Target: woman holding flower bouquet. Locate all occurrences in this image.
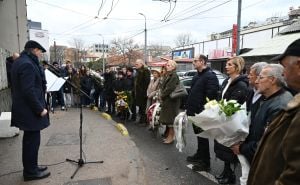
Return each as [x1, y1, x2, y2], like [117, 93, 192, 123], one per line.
[159, 60, 181, 144]
[214, 56, 250, 184]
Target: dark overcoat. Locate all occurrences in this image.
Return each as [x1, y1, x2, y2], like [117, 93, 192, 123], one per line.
[186, 67, 219, 133]
[10, 51, 50, 131]
[134, 66, 150, 106]
[186, 67, 219, 116]
[159, 71, 181, 125]
[247, 93, 300, 185]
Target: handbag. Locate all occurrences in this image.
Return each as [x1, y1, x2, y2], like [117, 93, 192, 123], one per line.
[170, 82, 188, 99]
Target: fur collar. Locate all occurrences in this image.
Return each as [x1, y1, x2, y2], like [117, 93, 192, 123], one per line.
[286, 93, 300, 110]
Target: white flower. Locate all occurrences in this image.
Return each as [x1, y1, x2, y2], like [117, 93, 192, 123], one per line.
[204, 100, 219, 110]
[228, 100, 238, 104]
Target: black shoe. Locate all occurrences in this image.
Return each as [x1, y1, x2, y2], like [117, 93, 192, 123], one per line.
[215, 170, 226, 180]
[23, 171, 51, 181]
[192, 162, 211, 172]
[186, 153, 203, 163]
[38, 166, 48, 172]
[217, 170, 236, 184]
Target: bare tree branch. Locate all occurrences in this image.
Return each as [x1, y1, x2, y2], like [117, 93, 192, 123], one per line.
[174, 33, 194, 47]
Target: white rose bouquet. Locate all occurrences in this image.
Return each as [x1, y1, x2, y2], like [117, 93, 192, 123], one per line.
[188, 98, 249, 147]
[189, 98, 250, 185]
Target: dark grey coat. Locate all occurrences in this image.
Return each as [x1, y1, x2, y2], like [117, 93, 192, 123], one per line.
[10, 51, 50, 131]
[135, 66, 151, 107]
[240, 89, 293, 163]
[159, 71, 181, 125]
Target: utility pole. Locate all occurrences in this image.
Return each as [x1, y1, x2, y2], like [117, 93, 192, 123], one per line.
[98, 34, 105, 72]
[139, 13, 147, 64]
[236, 0, 242, 55]
[54, 40, 57, 63]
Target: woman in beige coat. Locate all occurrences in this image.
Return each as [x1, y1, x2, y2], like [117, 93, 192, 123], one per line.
[146, 69, 161, 111]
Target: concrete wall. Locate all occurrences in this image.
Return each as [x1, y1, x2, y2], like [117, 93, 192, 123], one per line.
[0, 0, 28, 112]
[0, 0, 28, 53]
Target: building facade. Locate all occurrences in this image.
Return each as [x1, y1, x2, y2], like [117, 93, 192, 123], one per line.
[88, 43, 109, 59]
[0, 0, 28, 113]
[28, 20, 50, 60]
[172, 6, 300, 72]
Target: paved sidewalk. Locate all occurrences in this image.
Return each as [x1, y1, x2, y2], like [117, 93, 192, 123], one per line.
[0, 108, 146, 185]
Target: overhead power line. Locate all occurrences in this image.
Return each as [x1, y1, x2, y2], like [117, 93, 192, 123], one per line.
[167, 0, 217, 21]
[149, 0, 233, 31]
[97, 0, 104, 16]
[30, 0, 93, 18]
[162, 0, 177, 22]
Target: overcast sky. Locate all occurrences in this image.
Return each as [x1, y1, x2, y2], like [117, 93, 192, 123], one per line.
[26, 0, 297, 48]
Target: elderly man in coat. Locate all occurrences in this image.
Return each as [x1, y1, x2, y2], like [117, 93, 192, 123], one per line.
[134, 59, 151, 125]
[247, 39, 300, 185]
[10, 40, 50, 181]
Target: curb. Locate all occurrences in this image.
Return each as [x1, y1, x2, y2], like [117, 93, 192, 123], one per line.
[100, 113, 129, 136]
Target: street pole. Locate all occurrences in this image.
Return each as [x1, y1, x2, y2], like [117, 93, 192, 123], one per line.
[139, 13, 147, 64]
[236, 0, 242, 55]
[54, 40, 57, 63]
[98, 34, 105, 72]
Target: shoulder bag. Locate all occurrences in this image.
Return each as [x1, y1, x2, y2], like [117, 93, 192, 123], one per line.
[170, 82, 188, 99]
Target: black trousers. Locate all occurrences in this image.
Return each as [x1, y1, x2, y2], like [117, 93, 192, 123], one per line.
[196, 137, 210, 164]
[22, 131, 41, 174]
[138, 100, 147, 122]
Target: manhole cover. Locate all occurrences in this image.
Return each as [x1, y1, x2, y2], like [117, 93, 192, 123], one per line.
[64, 177, 112, 185]
[46, 133, 86, 146]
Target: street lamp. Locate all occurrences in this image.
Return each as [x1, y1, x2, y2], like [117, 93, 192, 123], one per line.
[139, 13, 147, 64]
[98, 34, 105, 73]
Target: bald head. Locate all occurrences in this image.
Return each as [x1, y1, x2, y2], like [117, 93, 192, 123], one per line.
[12, 53, 19, 60]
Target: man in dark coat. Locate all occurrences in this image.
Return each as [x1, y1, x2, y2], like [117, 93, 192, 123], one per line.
[103, 67, 116, 114]
[124, 67, 136, 121]
[49, 61, 66, 111]
[247, 39, 300, 185]
[10, 40, 50, 181]
[186, 54, 219, 171]
[134, 59, 150, 124]
[5, 52, 19, 87]
[231, 62, 266, 163]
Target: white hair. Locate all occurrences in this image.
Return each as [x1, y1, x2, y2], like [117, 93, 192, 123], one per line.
[263, 64, 286, 87]
[251, 62, 268, 75]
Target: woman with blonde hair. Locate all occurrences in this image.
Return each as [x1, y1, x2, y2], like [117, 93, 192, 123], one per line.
[159, 60, 181, 144]
[214, 56, 250, 184]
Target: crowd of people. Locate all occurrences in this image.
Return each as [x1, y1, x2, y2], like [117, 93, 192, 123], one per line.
[6, 39, 300, 184]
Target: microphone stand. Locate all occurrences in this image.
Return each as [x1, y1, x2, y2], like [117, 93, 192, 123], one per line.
[45, 63, 103, 179]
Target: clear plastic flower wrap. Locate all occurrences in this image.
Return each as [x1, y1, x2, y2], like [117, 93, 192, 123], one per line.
[188, 99, 249, 147]
[188, 99, 250, 184]
[147, 102, 161, 129]
[174, 112, 188, 152]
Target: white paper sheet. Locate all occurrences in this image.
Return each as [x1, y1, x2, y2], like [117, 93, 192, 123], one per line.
[45, 69, 67, 92]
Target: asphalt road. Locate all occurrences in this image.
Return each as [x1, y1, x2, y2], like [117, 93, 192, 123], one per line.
[112, 115, 242, 185]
